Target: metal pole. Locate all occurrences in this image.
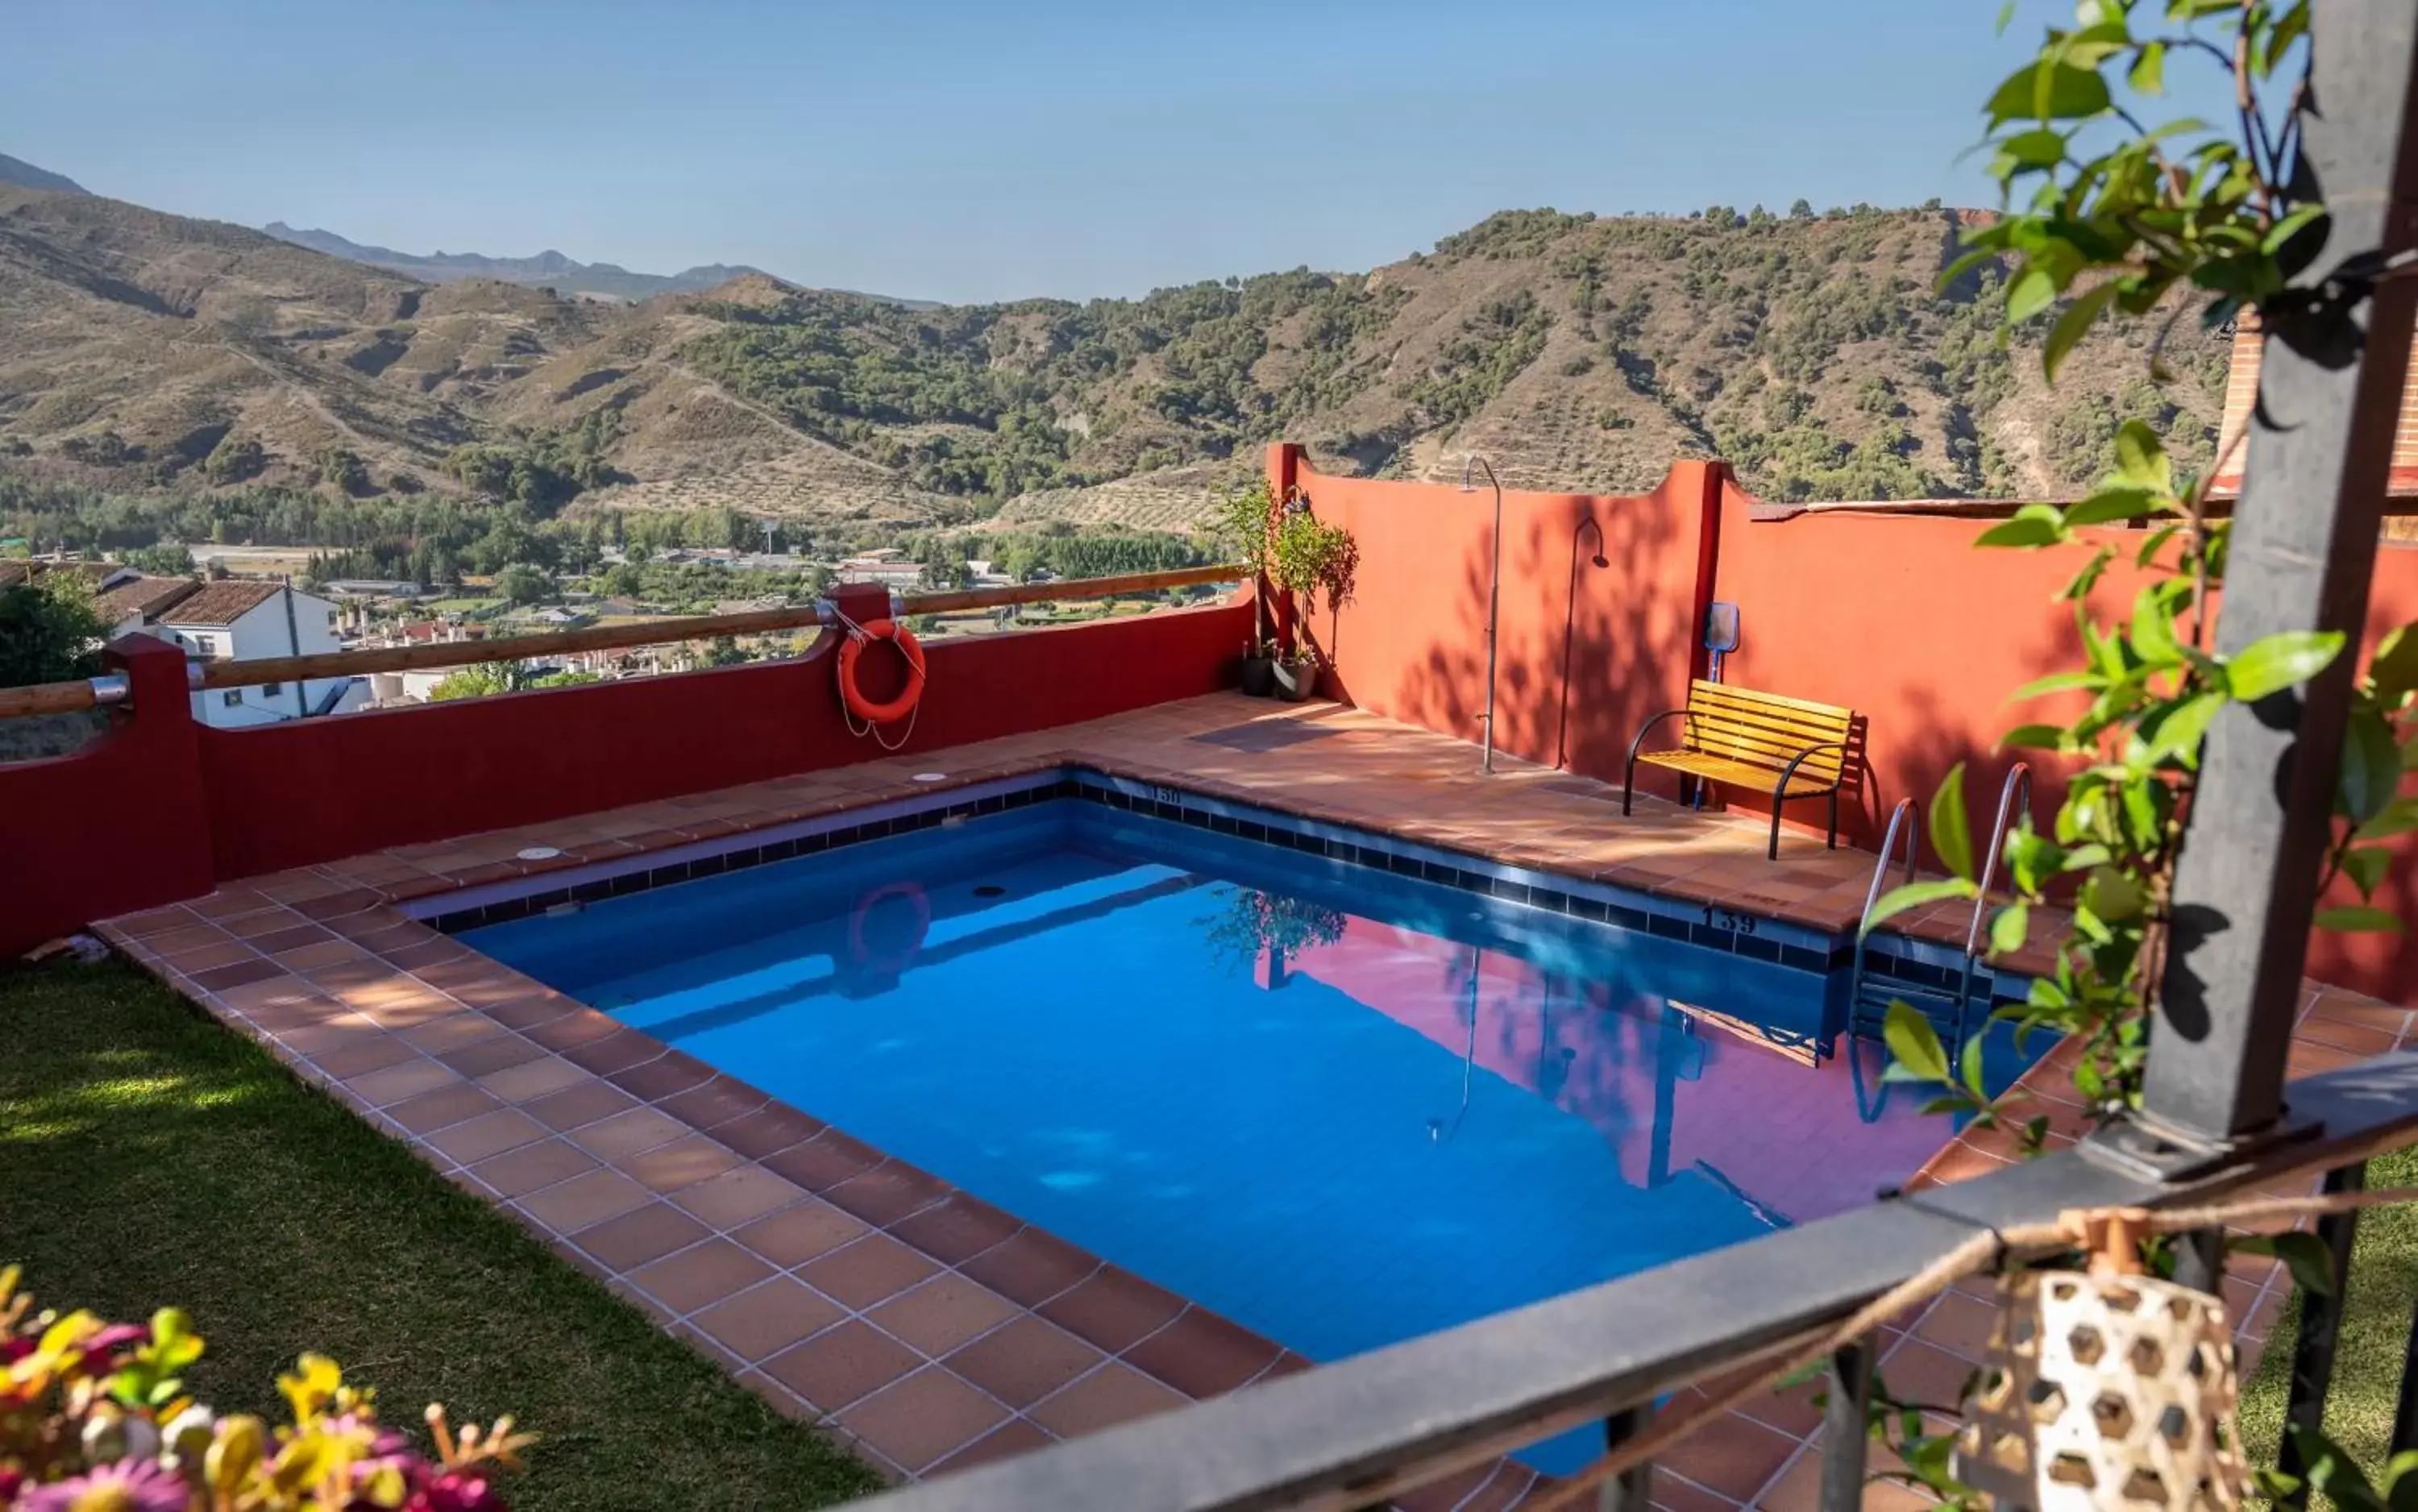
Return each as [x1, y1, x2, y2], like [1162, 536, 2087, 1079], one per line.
[1462, 455, 1505, 774]
[1595, 1404, 1653, 1512]
[2275, 1161, 2369, 1505]
[280, 575, 307, 718]
[2140, 0, 2418, 1153]
[1818, 1337, 1876, 1512]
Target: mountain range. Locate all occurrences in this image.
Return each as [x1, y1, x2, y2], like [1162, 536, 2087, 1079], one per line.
[0, 152, 2229, 536]
[260, 222, 775, 303]
[0, 153, 88, 196]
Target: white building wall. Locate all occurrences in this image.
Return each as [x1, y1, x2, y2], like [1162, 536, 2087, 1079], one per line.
[164, 589, 369, 729]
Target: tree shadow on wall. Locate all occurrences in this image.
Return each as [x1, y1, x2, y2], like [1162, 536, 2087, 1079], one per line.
[1369, 488, 1698, 792]
[1751, 613, 2119, 861]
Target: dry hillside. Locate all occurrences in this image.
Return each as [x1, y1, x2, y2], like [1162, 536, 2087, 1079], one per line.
[0, 189, 2226, 536]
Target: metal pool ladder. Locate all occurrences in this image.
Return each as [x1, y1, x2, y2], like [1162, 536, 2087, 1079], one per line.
[1845, 763, 2033, 1065]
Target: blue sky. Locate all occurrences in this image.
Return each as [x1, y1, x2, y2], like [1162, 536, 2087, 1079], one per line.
[3, 2, 2214, 304]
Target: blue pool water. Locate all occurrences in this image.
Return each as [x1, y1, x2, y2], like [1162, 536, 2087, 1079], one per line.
[469, 800, 2034, 1472]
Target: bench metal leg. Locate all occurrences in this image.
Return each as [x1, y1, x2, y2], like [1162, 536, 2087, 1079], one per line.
[1827, 787, 1838, 850]
[1767, 787, 1784, 862]
[1622, 759, 1636, 816]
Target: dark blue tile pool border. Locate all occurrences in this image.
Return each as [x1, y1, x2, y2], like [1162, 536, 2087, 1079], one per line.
[405, 765, 1996, 988]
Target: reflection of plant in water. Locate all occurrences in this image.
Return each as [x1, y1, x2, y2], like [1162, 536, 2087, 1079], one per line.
[1200, 887, 1348, 973]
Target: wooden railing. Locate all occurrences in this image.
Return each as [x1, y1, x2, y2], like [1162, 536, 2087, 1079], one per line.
[0, 563, 1244, 721]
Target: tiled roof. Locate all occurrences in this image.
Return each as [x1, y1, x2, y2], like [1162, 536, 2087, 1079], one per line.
[0, 560, 118, 591]
[156, 579, 284, 626]
[92, 575, 201, 624]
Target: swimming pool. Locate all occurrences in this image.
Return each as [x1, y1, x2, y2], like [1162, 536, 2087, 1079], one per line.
[466, 791, 2034, 1472]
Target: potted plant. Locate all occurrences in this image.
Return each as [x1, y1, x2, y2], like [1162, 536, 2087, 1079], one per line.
[1209, 482, 1281, 695]
[1240, 635, 1280, 696]
[1265, 493, 1358, 700]
[1273, 643, 1319, 701]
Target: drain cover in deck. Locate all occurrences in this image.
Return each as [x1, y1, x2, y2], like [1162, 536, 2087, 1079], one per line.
[1190, 721, 1344, 753]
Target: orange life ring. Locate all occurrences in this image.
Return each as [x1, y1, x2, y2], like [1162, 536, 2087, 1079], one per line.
[838, 619, 927, 725]
[848, 880, 931, 975]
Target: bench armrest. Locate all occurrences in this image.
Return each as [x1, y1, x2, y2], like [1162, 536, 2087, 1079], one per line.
[1625, 707, 1693, 766]
[1773, 740, 1847, 794]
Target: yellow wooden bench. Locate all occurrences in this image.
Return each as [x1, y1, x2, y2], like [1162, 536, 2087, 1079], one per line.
[1622, 680, 1855, 860]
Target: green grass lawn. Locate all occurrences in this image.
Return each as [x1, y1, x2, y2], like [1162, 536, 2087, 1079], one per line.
[0, 959, 882, 1512]
[2236, 1141, 2418, 1482]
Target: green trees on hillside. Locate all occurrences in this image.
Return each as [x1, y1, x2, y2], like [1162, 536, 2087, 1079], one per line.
[673, 203, 2222, 509]
[314, 447, 372, 496]
[682, 270, 1406, 498]
[442, 412, 625, 513]
[1399, 291, 1555, 428]
[203, 434, 266, 484]
[1432, 210, 1598, 259]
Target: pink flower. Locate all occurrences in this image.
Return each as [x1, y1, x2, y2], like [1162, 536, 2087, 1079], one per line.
[18, 1457, 190, 1512]
[63, 1324, 147, 1377]
[401, 1471, 505, 1512]
[83, 1326, 145, 1354]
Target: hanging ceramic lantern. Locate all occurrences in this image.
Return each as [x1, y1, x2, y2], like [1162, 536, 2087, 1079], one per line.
[1953, 1215, 2246, 1510]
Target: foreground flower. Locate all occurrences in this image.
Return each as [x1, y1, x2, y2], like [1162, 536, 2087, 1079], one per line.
[1, 1273, 533, 1512]
[403, 1470, 506, 1512]
[17, 1458, 187, 1512]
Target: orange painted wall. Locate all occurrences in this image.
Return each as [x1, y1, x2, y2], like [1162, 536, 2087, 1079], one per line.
[1286, 448, 2418, 1004]
[1709, 483, 2418, 1000]
[1271, 446, 1720, 784]
[1705, 476, 2168, 851]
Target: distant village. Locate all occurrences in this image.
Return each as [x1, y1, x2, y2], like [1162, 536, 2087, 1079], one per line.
[1, 538, 1224, 721]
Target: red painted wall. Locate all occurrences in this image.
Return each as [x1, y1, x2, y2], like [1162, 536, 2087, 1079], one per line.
[1, 635, 214, 953]
[0, 595, 1249, 954]
[1271, 446, 1721, 784]
[200, 594, 1253, 878]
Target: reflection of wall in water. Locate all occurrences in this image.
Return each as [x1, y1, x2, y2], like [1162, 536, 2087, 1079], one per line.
[1286, 916, 1950, 1224]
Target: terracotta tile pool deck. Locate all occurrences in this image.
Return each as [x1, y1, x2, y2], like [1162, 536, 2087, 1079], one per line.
[95, 692, 2418, 1509]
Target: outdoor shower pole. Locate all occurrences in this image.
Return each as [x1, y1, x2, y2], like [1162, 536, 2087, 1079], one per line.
[1461, 455, 1505, 775]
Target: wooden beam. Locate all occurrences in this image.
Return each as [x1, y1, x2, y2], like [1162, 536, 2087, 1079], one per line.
[2144, 0, 2418, 1150]
[0, 679, 114, 721]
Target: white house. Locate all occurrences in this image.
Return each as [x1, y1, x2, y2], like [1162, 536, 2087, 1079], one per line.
[148, 580, 370, 728]
[89, 574, 210, 638]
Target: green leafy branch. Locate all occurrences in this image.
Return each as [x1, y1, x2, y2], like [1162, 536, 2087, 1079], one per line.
[1838, 2, 2418, 1498]
[1959, 0, 2319, 381]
